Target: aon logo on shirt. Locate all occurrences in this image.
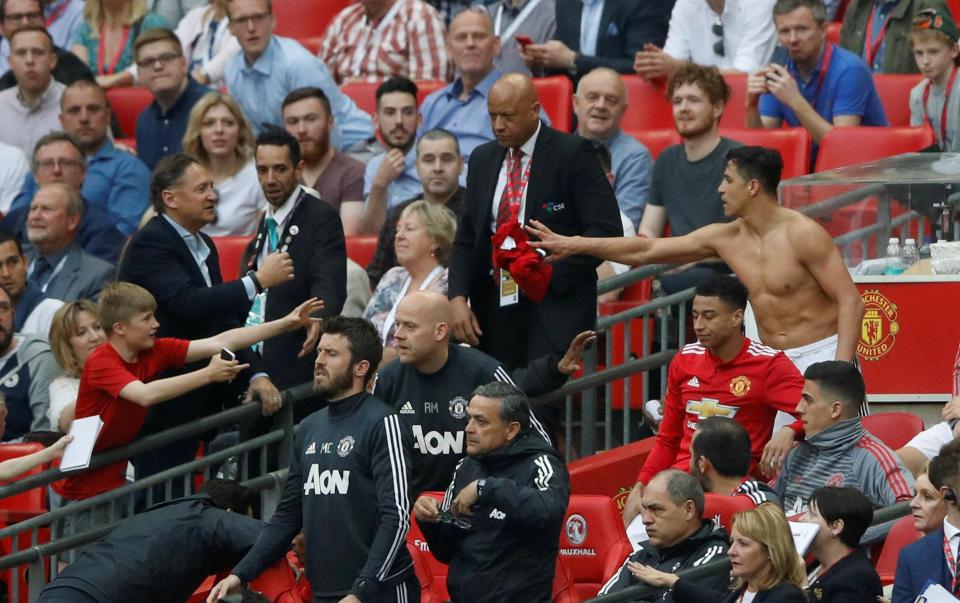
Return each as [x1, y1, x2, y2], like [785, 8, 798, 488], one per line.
[303, 466, 350, 495]
[412, 425, 463, 455]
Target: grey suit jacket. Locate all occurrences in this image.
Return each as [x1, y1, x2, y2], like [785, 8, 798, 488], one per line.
[39, 243, 116, 302]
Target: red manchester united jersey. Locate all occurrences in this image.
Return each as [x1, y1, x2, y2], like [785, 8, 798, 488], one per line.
[638, 338, 804, 484]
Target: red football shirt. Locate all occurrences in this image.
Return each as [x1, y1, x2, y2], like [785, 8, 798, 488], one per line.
[54, 338, 189, 500]
[637, 338, 804, 484]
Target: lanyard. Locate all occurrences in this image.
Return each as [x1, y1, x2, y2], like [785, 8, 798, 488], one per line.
[97, 25, 131, 75]
[811, 42, 834, 103]
[44, 0, 69, 28]
[864, 3, 891, 68]
[923, 67, 958, 147]
[494, 0, 544, 41]
[944, 532, 959, 592]
[37, 255, 68, 294]
[350, 0, 405, 74]
[380, 265, 445, 343]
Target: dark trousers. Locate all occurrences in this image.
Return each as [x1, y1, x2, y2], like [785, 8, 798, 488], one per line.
[313, 576, 419, 603]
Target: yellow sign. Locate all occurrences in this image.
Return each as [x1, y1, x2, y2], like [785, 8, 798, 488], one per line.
[729, 376, 752, 397]
[857, 289, 900, 361]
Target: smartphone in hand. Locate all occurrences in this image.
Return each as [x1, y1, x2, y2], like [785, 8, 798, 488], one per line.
[516, 35, 534, 48]
[220, 348, 236, 361]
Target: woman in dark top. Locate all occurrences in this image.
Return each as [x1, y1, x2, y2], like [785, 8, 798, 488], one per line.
[802, 486, 882, 602]
[633, 502, 807, 603]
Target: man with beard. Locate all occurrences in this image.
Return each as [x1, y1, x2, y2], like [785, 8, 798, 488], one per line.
[0, 283, 61, 440]
[208, 317, 418, 603]
[572, 67, 652, 229]
[360, 77, 422, 234]
[690, 416, 782, 507]
[281, 87, 365, 229]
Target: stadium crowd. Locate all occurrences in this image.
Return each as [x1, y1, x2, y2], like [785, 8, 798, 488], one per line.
[0, 0, 950, 600]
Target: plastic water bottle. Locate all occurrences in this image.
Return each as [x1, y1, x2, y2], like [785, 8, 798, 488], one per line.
[902, 238, 919, 270]
[884, 238, 904, 275]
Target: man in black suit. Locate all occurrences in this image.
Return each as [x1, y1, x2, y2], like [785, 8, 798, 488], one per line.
[244, 128, 346, 393]
[118, 153, 294, 481]
[449, 73, 620, 375]
[521, 0, 675, 79]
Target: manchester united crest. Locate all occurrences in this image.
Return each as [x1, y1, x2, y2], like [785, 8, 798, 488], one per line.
[858, 289, 899, 361]
[449, 396, 468, 419]
[729, 376, 751, 397]
[337, 435, 355, 458]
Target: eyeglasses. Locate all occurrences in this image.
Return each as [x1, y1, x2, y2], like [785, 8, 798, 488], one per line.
[36, 158, 85, 171]
[230, 12, 270, 27]
[438, 509, 472, 530]
[3, 10, 42, 23]
[135, 52, 182, 69]
[712, 19, 725, 57]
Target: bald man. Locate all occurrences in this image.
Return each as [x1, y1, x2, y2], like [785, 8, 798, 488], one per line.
[448, 73, 620, 390]
[374, 290, 591, 494]
[573, 67, 652, 229]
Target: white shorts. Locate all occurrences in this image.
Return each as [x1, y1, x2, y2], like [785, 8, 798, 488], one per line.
[905, 421, 954, 460]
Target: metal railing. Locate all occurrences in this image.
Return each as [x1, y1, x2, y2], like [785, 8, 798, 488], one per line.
[586, 501, 911, 602]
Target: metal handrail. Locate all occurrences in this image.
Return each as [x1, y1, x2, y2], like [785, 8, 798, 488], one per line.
[597, 288, 696, 330]
[597, 264, 673, 295]
[587, 501, 912, 602]
[530, 350, 678, 406]
[0, 382, 315, 501]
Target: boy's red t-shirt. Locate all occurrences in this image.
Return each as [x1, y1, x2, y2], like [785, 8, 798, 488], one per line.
[53, 338, 190, 500]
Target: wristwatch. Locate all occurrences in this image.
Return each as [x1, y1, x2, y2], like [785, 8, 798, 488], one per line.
[246, 270, 263, 294]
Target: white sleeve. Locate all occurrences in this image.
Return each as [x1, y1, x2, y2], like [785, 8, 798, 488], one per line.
[46, 376, 79, 431]
[904, 421, 954, 460]
[22, 299, 65, 340]
[0, 145, 28, 215]
[730, 0, 777, 72]
[662, 0, 692, 60]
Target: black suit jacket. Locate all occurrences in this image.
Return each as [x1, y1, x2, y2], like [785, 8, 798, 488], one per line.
[675, 580, 808, 603]
[553, 0, 674, 76]
[244, 188, 346, 389]
[449, 124, 621, 355]
[118, 215, 257, 430]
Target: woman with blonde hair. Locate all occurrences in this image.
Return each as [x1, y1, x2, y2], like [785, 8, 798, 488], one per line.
[181, 91, 265, 236]
[363, 200, 457, 364]
[71, 0, 167, 88]
[46, 301, 106, 433]
[634, 503, 807, 602]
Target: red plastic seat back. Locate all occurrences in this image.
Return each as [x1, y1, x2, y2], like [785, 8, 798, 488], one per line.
[341, 82, 380, 116]
[719, 127, 812, 179]
[534, 76, 574, 132]
[622, 76, 673, 130]
[874, 515, 922, 585]
[106, 87, 154, 138]
[0, 442, 47, 514]
[408, 491, 450, 601]
[873, 74, 924, 127]
[861, 412, 925, 450]
[702, 493, 756, 532]
[210, 236, 252, 282]
[273, 0, 353, 40]
[558, 494, 634, 601]
[719, 73, 748, 129]
[814, 126, 935, 172]
[625, 129, 680, 161]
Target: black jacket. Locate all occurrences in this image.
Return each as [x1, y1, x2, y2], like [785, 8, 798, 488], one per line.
[807, 549, 882, 603]
[419, 430, 570, 603]
[373, 343, 562, 495]
[233, 392, 414, 600]
[675, 580, 807, 603]
[244, 187, 347, 388]
[599, 520, 730, 601]
[39, 495, 262, 603]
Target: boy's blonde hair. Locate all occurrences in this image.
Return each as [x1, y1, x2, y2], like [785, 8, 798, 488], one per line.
[909, 28, 955, 48]
[99, 282, 157, 336]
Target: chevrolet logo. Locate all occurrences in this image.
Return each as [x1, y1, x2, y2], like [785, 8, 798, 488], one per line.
[686, 397, 738, 419]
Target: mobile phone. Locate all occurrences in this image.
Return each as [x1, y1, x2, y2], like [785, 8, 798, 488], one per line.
[769, 46, 788, 67]
[220, 348, 236, 361]
[516, 35, 534, 48]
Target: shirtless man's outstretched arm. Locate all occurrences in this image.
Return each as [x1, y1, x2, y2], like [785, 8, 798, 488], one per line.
[526, 219, 725, 267]
[787, 217, 864, 362]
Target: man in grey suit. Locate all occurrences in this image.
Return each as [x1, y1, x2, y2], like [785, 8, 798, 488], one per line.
[26, 182, 114, 302]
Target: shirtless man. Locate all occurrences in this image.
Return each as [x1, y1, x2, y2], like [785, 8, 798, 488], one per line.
[528, 145, 865, 474]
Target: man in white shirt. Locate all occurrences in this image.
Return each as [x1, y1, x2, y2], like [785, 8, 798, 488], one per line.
[633, 0, 777, 80]
[0, 141, 28, 215]
[0, 25, 63, 156]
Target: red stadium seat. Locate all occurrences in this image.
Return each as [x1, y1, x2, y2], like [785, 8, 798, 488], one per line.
[625, 129, 680, 161]
[950, 0, 960, 21]
[557, 494, 634, 601]
[210, 236, 252, 281]
[827, 22, 842, 45]
[0, 442, 47, 516]
[874, 74, 924, 127]
[273, 0, 353, 40]
[296, 36, 323, 55]
[551, 557, 578, 603]
[408, 491, 450, 602]
[534, 76, 574, 132]
[862, 412, 925, 450]
[598, 302, 653, 409]
[719, 73, 748, 129]
[106, 87, 154, 139]
[719, 128, 812, 179]
[346, 235, 378, 268]
[341, 82, 380, 116]
[417, 80, 447, 104]
[622, 76, 673, 131]
[874, 515, 922, 585]
[814, 126, 935, 172]
[702, 492, 755, 532]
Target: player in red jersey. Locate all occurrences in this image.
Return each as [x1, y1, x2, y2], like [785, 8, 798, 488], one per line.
[621, 276, 804, 526]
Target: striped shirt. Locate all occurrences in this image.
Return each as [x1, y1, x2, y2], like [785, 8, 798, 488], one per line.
[318, 0, 450, 84]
